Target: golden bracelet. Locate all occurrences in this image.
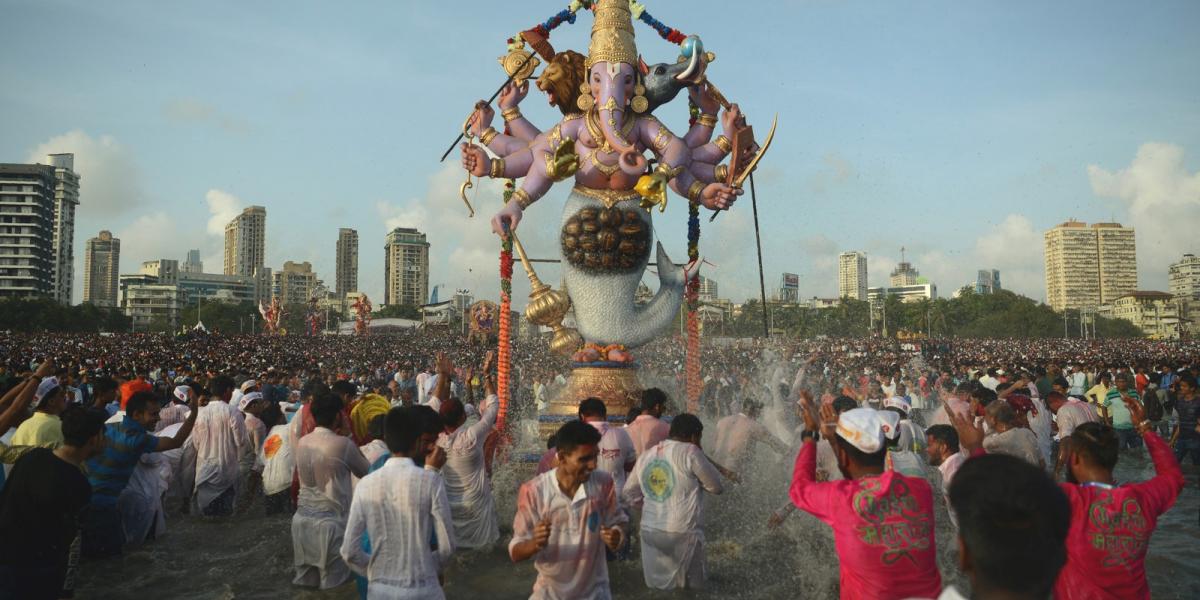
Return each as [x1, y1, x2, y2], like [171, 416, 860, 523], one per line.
[479, 127, 499, 146]
[511, 188, 535, 209]
[713, 135, 732, 154]
[502, 107, 522, 122]
[489, 157, 505, 179]
[696, 113, 717, 128]
[714, 164, 729, 182]
[654, 162, 684, 180]
[687, 180, 705, 204]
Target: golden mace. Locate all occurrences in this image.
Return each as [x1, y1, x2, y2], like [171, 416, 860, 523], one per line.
[507, 229, 582, 356]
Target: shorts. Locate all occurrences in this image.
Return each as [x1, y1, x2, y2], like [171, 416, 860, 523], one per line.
[1174, 438, 1200, 466]
[264, 489, 293, 515]
[0, 561, 68, 600]
[202, 486, 237, 517]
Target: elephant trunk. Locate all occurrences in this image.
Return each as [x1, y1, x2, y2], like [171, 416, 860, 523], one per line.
[598, 107, 647, 177]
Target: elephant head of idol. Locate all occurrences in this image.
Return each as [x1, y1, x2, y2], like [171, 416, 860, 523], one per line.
[585, 0, 646, 177]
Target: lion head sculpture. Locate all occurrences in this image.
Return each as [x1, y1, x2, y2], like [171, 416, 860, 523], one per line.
[536, 50, 586, 115]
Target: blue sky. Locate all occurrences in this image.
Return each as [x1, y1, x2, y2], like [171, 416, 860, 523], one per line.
[3, 0, 1198, 306]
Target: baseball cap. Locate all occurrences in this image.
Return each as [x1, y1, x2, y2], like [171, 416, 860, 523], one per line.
[33, 376, 61, 408]
[238, 391, 264, 412]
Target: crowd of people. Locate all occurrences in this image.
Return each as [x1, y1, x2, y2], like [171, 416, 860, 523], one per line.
[0, 328, 1197, 599]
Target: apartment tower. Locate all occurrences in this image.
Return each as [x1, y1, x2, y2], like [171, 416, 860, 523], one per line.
[384, 227, 429, 307]
[335, 228, 359, 297]
[1043, 220, 1137, 311]
[83, 230, 120, 307]
[838, 251, 868, 301]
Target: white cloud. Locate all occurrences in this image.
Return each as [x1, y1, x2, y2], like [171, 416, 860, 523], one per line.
[1088, 142, 1200, 289]
[26, 130, 145, 217]
[974, 214, 1044, 299]
[807, 152, 858, 194]
[205, 189, 244, 236]
[114, 211, 206, 275]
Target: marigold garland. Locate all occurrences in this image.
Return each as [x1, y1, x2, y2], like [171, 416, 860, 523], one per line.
[496, 180, 516, 432]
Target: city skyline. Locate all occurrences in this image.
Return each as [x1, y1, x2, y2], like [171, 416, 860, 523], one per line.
[2, 1, 1198, 307]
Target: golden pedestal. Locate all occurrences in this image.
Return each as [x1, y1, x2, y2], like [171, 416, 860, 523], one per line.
[537, 364, 643, 439]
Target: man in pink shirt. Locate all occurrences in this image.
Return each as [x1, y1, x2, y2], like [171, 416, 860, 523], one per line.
[789, 402, 941, 600]
[1054, 396, 1184, 600]
[626, 388, 670, 456]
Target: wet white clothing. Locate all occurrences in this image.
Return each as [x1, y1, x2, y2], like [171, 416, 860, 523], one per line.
[1027, 396, 1054, 469]
[1055, 399, 1099, 440]
[623, 440, 723, 590]
[887, 449, 927, 478]
[437, 394, 500, 549]
[711, 413, 787, 471]
[587, 420, 636, 499]
[936, 451, 967, 529]
[983, 428, 1045, 469]
[188, 399, 248, 511]
[509, 469, 628, 600]
[342, 457, 454, 599]
[118, 423, 182, 543]
[626, 414, 669, 457]
[260, 424, 295, 495]
[292, 427, 370, 590]
[896, 419, 925, 454]
[243, 412, 266, 473]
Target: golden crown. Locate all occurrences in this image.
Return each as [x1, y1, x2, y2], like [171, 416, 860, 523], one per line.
[586, 0, 638, 69]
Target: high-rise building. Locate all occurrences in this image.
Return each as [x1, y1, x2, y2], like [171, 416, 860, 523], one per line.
[890, 248, 920, 287]
[838, 251, 868, 301]
[697, 275, 718, 302]
[47, 154, 79, 304]
[83, 230, 120, 307]
[1168, 254, 1200, 302]
[336, 228, 359, 297]
[273, 261, 320, 305]
[384, 227, 429, 307]
[975, 269, 1001, 294]
[1044, 220, 1137, 311]
[223, 206, 266, 278]
[140, 259, 179, 285]
[180, 248, 203, 274]
[0, 163, 57, 298]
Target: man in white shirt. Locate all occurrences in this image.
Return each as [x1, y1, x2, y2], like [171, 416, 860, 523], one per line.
[626, 388, 671, 456]
[1045, 391, 1099, 477]
[509, 420, 627, 600]
[710, 400, 789, 474]
[188, 376, 249, 516]
[436, 354, 501, 551]
[292, 391, 370, 590]
[622, 413, 723, 590]
[925, 424, 966, 528]
[578, 398, 636, 497]
[341, 405, 454, 599]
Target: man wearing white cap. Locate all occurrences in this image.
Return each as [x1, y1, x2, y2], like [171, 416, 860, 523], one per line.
[789, 403, 941, 599]
[879, 408, 927, 478]
[157, 385, 193, 432]
[11, 376, 68, 449]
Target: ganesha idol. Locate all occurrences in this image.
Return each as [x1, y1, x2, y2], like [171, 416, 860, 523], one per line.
[459, 0, 755, 427]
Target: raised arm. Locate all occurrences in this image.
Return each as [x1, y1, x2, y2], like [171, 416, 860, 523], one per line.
[0, 377, 37, 434]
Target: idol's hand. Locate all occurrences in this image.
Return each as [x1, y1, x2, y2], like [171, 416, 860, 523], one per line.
[688, 83, 720, 116]
[469, 102, 495, 138]
[498, 81, 529, 110]
[491, 200, 524, 238]
[722, 103, 744, 138]
[700, 182, 742, 211]
[460, 143, 489, 178]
